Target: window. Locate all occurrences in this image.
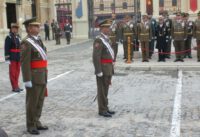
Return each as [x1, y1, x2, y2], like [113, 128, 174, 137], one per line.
[100, 3, 104, 11]
[122, 2, 127, 9]
[159, 0, 180, 14]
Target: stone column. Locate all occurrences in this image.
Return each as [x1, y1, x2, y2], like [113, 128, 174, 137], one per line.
[49, 0, 56, 21]
[153, 0, 159, 17]
[140, 0, 146, 15]
[181, 0, 187, 12]
[72, 0, 89, 39]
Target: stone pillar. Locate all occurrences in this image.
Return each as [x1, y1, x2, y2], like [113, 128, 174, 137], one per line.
[72, 0, 89, 39]
[140, 0, 146, 15]
[181, 0, 187, 12]
[49, 0, 56, 21]
[36, 0, 41, 22]
[153, 0, 159, 17]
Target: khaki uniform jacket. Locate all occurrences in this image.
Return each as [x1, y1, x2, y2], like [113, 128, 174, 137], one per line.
[20, 35, 48, 85]
[171, 20, 187, 40]
[93, 34, 113, 76]
[194, 19, 200, 40]
[138, 21, 152, 42]
[122, 22, 136, 41]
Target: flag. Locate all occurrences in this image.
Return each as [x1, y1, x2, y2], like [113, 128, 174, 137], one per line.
[76, 0, 83, 18]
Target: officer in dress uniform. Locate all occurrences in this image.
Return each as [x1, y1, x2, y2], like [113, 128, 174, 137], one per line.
[138, 14, 152, 62]
[156, 16, 169, 62]
[149, 15, 157, 59]
[121, 15, 135, 62]
[171, 12, 187, 62]
[64, 20, 72, 44]
[93, 19, 115, 118]
[109, 14, 119, 62]
[184, 13, 194, 58]
[20, 17, 48, 135]
[163, 10, 173, 59]
[4, 23, 23, 92]
[194, 11, 200, 62]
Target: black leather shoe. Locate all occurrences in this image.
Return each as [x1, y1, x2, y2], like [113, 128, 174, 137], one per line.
[27, 129, 40, 135]
[37, 126, 48, 130]
[107, 110, 115, 115]
[174, 59, 179, 62]
[99, 112, 112, 117]
[17, 88, 23, 91]
[12, 89, 20, 93]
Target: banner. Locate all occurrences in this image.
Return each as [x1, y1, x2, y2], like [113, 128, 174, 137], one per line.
[190, 0, 197, 12]
[76, 0, 83, 18]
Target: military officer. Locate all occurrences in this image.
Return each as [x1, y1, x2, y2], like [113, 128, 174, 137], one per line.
[121, 15, 135, 62]
[163, 10, 173, 59]
[64, 20, 72, 44]
[156, 16, 169, 62]
[194, 11, 200, 62]
[20, 17, 48, 135]
[171, 12, 187, 62]
[4, 23, 23, 92]
[93, 19, 115, 118]
[109, 14, 119, 62]
[149, 15, 157, 59]
[184, 13, 194, 58]
[138, 14, 152, 62]
[55, 22, 61, 45]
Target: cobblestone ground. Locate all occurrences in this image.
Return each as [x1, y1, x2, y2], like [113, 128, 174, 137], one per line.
[0, 41, 200, 137]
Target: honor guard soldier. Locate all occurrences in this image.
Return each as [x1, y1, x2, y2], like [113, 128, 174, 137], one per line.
[64, 20, 72, 44]
[138, 14, 152, 62]
[109, 14, 120, 62]
[156, 16, 169, 62]
[93, 19, 115, 118]
[4, 23, 23, 92]
[171, 12, 187, 62]
[163, 10, 173, 58]
[184, 13, 194, 58]
[55, 22, 61, 45]
[194, 11, 200, 62]
[149, 15, 157, 59]
[20, 17, 48, 135]
[121, 15, 135, 62]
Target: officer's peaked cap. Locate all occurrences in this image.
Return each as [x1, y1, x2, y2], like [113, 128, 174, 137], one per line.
[99, 19, 112, 27]
[11, 23, 19, 28]
[23, 17, 40, 27]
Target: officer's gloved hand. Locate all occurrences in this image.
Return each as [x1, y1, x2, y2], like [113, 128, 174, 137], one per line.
[5, 60, 10, 64]
[97, 72, 103, 77]
[120, 39, 123, 44]
[166, 40, 169, 42]
[24, 81, 32, 88]
[184, 38, 187, 41]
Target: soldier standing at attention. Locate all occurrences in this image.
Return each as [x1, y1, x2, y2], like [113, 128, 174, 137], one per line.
[184, 13, 194, 58]
[109, 14, 120, 62]
[171, 12, 187, 62]
[121, 15, 135, 62]
[163, 10, 172, 59]
[64, 19, 72, 44]
[149, 15, 157, 59]
[194, 11, 200, 62]
[20, 17, 48, 135]
[156, 16, 169, 62]
[93, 19, 115, 118]
[4, 23, 23, 93]
[51, 19, 56, 40]
[55, 22, 61, 45]
[138, 14, 152, 62]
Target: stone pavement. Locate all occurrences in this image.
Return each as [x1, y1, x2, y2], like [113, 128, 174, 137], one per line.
[115, 40, 200, 71]
[0, 38, 90, 63]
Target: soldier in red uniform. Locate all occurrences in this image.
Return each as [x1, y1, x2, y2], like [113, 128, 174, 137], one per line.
[4, 23, 23, 92]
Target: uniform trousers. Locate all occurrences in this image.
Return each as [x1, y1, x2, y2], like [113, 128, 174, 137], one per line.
[185, 37, 192, 57]
[173, 40, 185, 60]
[26, 84, 46, 130]
[141, 41, 149, 61]
[9, 61, 20, 90]
[197, 40, 200, 60]
[96, 75, 111, 113]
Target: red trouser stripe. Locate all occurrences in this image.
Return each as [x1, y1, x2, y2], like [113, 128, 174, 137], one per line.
[9, 61, 20, 90]
[10, 49, 20, 52]
[31, 60, 47, 69]
[101, 59, 113, 64]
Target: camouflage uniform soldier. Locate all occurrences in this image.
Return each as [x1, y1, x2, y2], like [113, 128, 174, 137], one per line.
[163, 10, 173, 58]
[184, 13, 194, 58]
[121, 15, 135, 62]
[138, 14, 152, 62]
[194, 11, 200, 62]
[171, 12, 187, 62]
[20, 18, 48, 135]
[93, 19, 115, 118]
[55, 22, 61, 45]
